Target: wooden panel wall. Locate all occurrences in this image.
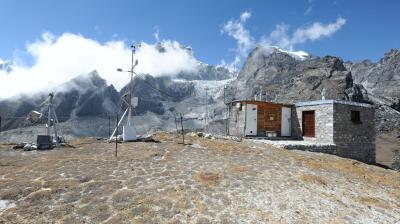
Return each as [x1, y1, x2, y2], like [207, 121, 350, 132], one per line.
[256, 103, 282, 136]
[229, 101, 293, 137]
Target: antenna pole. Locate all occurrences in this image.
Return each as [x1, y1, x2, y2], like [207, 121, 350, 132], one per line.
[127, 45, 135, 126]
[180, 113, 185, 145]
[224, 85, 227, 136]
[47, 97, 51, 136]
[174, 115, 179, 137]
[115, 113, 118, 157]
[205, 87, 209, 132]
[112, 43, 139, 142]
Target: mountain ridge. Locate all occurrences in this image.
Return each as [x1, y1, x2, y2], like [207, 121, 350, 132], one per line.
[0, 47, 399, 137]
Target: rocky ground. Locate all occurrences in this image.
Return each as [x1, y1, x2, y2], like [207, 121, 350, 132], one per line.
[0, 132, 399, 223]
[376, 134, 400, 169]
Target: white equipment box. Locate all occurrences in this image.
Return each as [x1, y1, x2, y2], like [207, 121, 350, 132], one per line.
[123, 125, 137, 141]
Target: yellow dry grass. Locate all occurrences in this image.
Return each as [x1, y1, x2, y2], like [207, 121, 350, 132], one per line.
[300, 174, 327, 186]
[356, 196, 391, 209]
[302, 156, 400, 187]
[194, 171, 223, 186]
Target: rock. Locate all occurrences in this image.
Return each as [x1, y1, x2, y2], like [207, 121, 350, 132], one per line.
[138, 135, 157, 142]
[229, 46, 368, 104]
[13, 143, 26, 149]
[204, 133, 213, 139]
[347, 49, 400, 99]
[23, 143, 37, 151]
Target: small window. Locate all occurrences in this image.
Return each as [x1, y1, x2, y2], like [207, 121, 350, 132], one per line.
[351, 110, 361, 123]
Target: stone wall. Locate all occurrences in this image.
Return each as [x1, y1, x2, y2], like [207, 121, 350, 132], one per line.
[333, 103, 375, 163]
[229, 100, 376, 164]
[292, 104, 335, 144]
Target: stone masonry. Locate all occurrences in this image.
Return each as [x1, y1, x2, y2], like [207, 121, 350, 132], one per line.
[294, 100, 375, 164]
[292, 103, 334, 144]
[333, 102, 375, 164]
[227, 100, 375, 164]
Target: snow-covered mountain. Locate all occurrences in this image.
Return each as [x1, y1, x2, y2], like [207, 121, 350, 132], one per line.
[270, 46, 310, 60]
[1, 46, 399, 139]
[0, 62, 235, 132]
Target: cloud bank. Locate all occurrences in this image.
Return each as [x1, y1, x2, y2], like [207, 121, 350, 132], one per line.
[0, 33, 198, 98]
[220, 11, 346, 70]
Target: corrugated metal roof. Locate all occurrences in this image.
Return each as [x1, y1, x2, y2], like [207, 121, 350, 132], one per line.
[295, 100, 373, 108]
[226, 100, 294, 107]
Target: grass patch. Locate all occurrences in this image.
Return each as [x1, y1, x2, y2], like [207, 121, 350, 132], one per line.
[300, 174, 327, 186]
[195, 171, 223, 186]
[356, 196, 391, 209]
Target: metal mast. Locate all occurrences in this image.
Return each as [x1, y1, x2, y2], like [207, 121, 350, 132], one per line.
[109, 44, 139, 142]
[127, 45, 135, 126]
[205, 87, 209, 131]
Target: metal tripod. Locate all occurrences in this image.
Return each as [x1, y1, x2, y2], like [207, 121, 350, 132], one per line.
[44, 93, 62, 147]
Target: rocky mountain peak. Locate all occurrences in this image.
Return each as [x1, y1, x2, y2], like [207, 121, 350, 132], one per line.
[66, 70, 107, 91]
[380, 48, 400, 64]
[231, 46, 367, 104]
[320, 55, 347, 71]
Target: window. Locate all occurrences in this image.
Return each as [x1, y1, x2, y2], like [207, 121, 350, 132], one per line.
[351, 110, 361, 123]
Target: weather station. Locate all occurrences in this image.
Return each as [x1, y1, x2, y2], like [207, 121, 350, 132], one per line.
[26, 92, 65, 149]
[109, 44, 139, 142]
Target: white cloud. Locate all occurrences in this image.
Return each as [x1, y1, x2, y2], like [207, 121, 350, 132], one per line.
[240, 11, 251, 22]
[137, 41, 198, 76]
[153, 26, 160, 42]
[220, 11, 255, 70]
[291, 17, 346, 45]
[221, 11, 346, 69]
[265, 17, 346, 51]
[218, 57, 240, 73]
[0, 32, 198, 98]
[267, 23, 291, 50]
[304, 0, 314, 16]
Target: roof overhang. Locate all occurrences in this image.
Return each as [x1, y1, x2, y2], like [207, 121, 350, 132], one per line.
[226, 100, 294, 107]
[295, 100, 373, 108]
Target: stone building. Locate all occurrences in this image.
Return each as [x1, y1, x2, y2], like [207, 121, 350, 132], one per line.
[226, 100, 375, 163]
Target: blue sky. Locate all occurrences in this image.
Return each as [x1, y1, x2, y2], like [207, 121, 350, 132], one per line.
[1, 0, 399, 65]
[1, 0, 400, 98]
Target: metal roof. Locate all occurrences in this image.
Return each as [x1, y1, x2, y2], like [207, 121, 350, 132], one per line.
[295, 100, 373, 108]
[226, 100, 294, 107]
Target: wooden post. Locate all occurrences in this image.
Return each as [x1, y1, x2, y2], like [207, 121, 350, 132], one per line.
[180, 113, 185, 145]
[174, 115, 179, 137]
[226, 105, 229, 136]
[115, 113, 118, 158]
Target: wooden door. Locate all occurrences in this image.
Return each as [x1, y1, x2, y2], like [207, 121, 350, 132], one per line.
[302, 111, 315, 137]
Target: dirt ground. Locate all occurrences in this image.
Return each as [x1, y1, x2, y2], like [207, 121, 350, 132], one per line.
[376, 134, 400, 168]
[0, 132, 399, 223]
